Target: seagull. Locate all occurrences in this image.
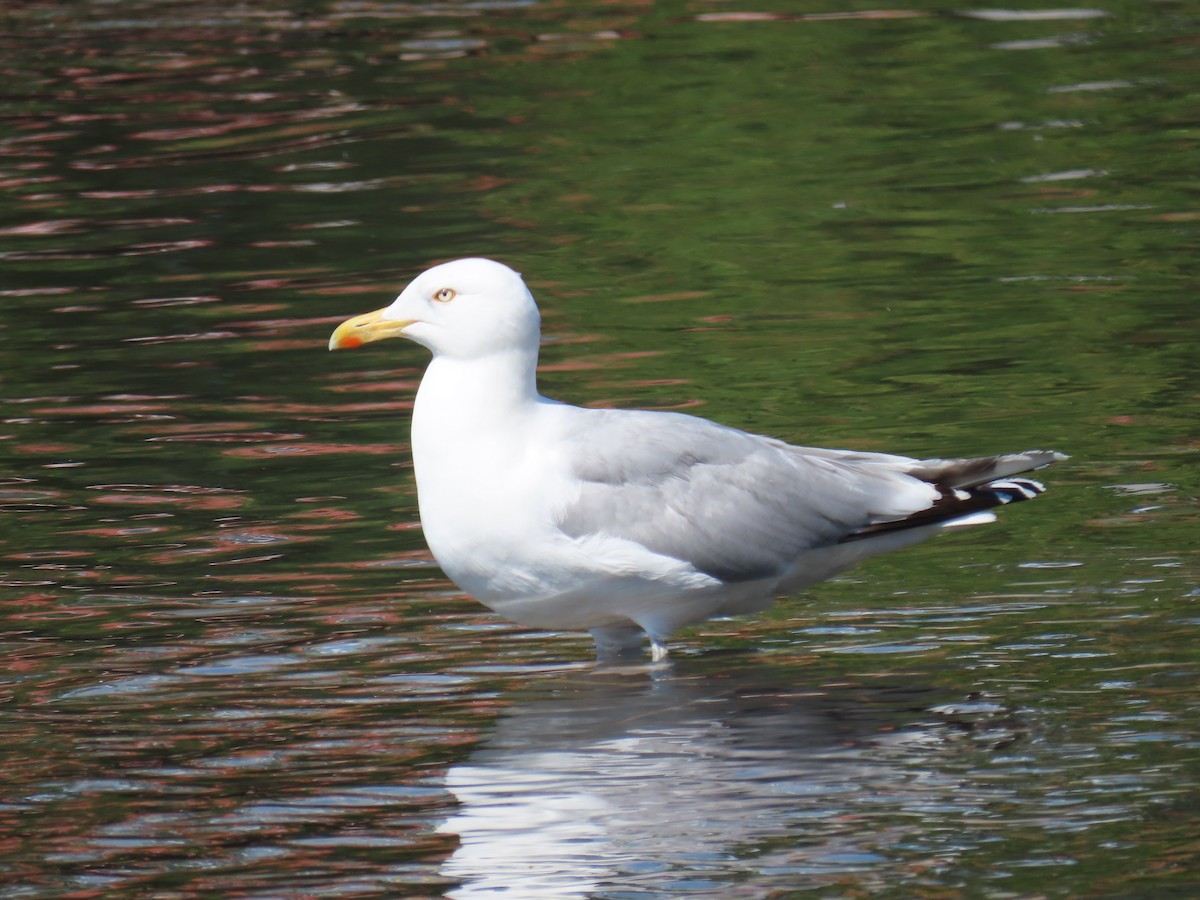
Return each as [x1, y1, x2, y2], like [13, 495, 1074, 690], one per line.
[329, 258, 1065, 660]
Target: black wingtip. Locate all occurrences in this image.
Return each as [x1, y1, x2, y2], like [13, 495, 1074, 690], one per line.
[984, 477, 1046, 503]
[840, 472, 1055, 544]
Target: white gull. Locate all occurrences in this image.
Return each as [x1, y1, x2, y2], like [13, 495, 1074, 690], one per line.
[329, 258, 1065, 659]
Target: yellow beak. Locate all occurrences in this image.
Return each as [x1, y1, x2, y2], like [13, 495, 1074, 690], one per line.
[328, 308, 414, 351]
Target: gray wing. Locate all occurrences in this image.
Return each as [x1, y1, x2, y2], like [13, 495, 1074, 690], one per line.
[553, 409, 939, 583]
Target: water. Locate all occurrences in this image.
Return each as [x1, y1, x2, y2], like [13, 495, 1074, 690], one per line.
[1, 1, 1197, 896]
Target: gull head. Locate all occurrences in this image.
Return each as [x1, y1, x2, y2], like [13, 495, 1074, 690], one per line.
[328, 257, 540, 360]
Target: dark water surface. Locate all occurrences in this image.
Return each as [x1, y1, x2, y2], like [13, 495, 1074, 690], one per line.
[2, 1, 1197, 896]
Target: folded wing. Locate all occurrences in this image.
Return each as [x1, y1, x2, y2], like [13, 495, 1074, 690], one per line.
[554, 412, 1067, 584]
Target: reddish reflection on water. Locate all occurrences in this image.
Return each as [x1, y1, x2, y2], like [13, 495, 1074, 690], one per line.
[1, 0, 1198, 897]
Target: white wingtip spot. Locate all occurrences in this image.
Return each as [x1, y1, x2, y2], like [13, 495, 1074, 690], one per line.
[942, 511, 999, 529]
[988, 478, 1045, 502]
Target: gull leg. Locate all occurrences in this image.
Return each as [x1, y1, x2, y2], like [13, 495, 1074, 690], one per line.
[649, 638, 670, 662]
[590, 623, 646, 659]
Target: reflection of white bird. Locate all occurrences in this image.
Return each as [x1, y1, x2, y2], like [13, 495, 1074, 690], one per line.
[329, 258, 1065, 658]
[436, 664, 1005, 898]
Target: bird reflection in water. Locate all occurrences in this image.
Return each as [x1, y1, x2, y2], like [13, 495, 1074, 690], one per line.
[437, 656, 1020, 897]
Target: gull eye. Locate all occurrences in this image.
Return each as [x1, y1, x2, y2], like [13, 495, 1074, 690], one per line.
[433, 287, 456, 303]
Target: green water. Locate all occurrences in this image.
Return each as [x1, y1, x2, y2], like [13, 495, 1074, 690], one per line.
[1, 1, 1197, 896]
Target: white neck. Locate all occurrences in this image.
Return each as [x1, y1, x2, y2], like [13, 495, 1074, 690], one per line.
[411, 346, 541, 452]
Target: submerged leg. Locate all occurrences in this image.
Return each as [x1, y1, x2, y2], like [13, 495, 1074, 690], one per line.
[649, 637, 670, 663]
[589, 623, 649, 659]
